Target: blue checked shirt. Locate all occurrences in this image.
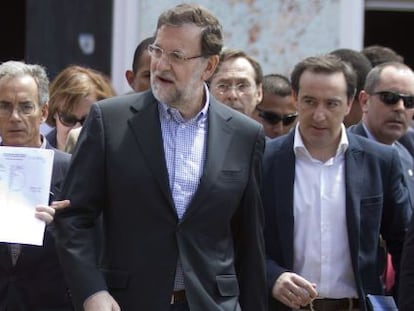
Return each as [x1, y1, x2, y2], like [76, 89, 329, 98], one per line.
[158, 86, 209, 290]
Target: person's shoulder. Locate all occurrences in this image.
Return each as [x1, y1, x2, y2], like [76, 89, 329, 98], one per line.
[348, 132, 397, 159]
[211, 99, 261, 132]
[52, 147, 71, 162]
[98, 89, 155, 112]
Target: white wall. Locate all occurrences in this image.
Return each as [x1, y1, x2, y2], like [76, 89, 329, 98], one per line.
[111, 0, 364, 95]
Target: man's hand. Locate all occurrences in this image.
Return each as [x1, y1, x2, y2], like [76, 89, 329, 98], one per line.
[84, 291, 121, 311]
[35, 199, 70, 224]
[272, 272, 318, 309]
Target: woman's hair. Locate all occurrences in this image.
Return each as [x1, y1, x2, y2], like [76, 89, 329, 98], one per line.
[46, 65, 116, 127]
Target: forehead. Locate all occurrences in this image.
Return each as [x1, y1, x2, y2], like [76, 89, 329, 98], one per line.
[377, 66, 414, 92]
[298, 70, 347, 95]
[213, 57, 256, 82]
[155, 24, 203, 50]
[261, 93, 295, 110]
[0, 75, 38, 102]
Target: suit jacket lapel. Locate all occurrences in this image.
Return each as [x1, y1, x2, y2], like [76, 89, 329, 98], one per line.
[181, 99, 234, 222]
[127, 92, 174, 206]
[344, 135, 364, 272]
[274, 132, 296, 267]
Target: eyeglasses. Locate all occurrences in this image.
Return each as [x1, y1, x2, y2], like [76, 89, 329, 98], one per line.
[371, 91, 414, 109]
[147, 44, 203, 64]
[58, 112, 86, 127]
[214, 83, 253, 95]
[257, 109, 298, 126]
[0, 102, 37, 117]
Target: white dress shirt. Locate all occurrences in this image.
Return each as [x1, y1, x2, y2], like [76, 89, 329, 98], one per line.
[292, 124, 358, 298]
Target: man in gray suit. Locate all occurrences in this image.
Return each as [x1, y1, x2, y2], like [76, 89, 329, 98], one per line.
[264, 55, 409, 311]
[0, 61, 72, 310]
[55, 3, 266, 311]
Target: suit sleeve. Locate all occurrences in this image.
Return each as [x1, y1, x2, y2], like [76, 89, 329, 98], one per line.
[232, 127, 267, 311]
[399, 215, 414, 311]
[381, 148, 410, 296]
[54, 104, 107, 311]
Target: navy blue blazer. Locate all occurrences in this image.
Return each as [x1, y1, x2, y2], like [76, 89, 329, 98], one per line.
[348, 122, 414, 219]
[263, 130, 409, 311]
[0, 142, 72, 311]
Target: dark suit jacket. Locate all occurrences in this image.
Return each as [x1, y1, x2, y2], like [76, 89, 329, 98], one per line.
[399, 214, 414, 311]
[263, 130, 409, 311]
[0, 142, 72, 311]
[349, 122, 414, 217]
[55, 90, 267, 311]
[399, 127, 414, 159]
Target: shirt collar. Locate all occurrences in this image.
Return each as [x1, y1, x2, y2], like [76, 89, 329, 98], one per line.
[1, 135, 47, 149]
[158, 83, 210, 124]
[293, 123, 349, 159]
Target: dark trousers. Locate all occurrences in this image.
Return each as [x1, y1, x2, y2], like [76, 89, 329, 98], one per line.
[170, 302, 189, 311]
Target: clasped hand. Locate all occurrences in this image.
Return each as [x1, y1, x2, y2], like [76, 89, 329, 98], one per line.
[272, 272, 318, 309]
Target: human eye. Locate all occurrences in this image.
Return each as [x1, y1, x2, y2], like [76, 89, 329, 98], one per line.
[301, 97, 315, 105]
[170, 51, 185, 62]
[20, 102, 35, 114]
[237, 82, 251, 92]
[327, 100, 341, 108]
[149, 45, 162, 58]
[0, 101, 9, 110]
[216, 83, 229, 92]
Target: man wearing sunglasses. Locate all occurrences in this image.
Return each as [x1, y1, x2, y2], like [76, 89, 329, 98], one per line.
[349, 62, 414, 211]
[348, 61, 414, 297]
[252, 74, 297, 138]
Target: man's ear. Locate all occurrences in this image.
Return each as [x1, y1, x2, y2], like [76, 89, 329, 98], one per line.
[359, 90, 370, 113]
[41, 102, 49, 123]
[125, 70, 135, 88]
[202, 55, 219, 81]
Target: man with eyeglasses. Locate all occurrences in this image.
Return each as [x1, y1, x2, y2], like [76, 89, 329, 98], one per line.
[208, 48, 263, 118]
[348, 61, 414, 297]
[252, 74, 297, 138]
[0, 61, 73, 310]
[54, 3, 266, 311]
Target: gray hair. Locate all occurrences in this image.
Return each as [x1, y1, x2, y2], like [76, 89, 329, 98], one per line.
[0, 61, 49, 106]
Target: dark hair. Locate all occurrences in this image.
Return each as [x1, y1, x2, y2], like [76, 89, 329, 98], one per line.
[364, 61, 412, 94]
[361, 45, 404, 67]
[211, 48, 263, 86]
[291, 54, 357, 99]
[156, 3, 223, 57]
[330, 48, 372, 95]
[132, 36, 154, 73]
[262, 74, 291, 97]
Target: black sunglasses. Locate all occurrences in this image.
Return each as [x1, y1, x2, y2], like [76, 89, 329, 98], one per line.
[372, 91, 414, 109]
[58, 112, 86, 127]
[257, 109, 298, 126]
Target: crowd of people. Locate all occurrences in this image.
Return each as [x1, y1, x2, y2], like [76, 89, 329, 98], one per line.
[1, 3, 414, 311]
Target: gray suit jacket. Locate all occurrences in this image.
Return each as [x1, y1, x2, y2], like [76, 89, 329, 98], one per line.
[55, 90, 267, 311]
[263, 130, 409, 311]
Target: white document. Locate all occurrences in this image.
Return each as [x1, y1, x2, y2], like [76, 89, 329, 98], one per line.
[0, 146, 54, 245]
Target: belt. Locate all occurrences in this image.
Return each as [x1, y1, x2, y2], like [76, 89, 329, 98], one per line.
[170, 290, 186, 304]
[303, 298, 359, 311]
